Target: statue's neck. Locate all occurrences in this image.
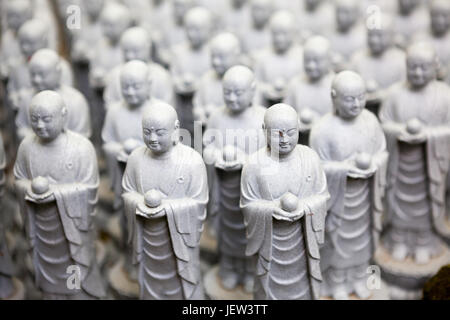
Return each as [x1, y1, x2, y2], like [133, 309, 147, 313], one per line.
[39, 131, 66, 147]
[149, 145, 175, 160]
[268, 146, 296, 162]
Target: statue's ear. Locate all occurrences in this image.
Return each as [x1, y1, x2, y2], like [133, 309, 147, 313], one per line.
[262, 123, 266, 130]
[174, 119, 180, 130]
[331, 88, 337, 99]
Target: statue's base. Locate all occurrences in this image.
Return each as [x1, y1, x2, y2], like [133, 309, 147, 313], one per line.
[320, 281, 390, 300]
[107, 258, 139, 299]
[203, 266, 253, 300]
[1, 278, 25, 300]
[374, 244, 450, 299]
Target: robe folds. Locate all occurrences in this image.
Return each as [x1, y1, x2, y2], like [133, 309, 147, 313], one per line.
[122, 144, 208, 300]
[379, 81, 450, 241]
[204, 105, 266, 259]
[240, 146, 329, 300]
[309, 110, 388, 273]
[14, 131, 105, 298]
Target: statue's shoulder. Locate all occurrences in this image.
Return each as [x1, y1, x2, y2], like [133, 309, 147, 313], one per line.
[127, 146, 148, 166]
[149, 62, 170, 76]
[251, 105, 267, 119]
[176, 144, 205, 169]
[17, 134, 36, 155]
[296, 144, 320, 161]
[207, 105, 227, 126]
[66, 131, 96, 155]
[60, 85, 86, 103]
[245, 147, 270, 172]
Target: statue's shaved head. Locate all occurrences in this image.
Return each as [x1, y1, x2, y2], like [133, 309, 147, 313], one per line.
[210, 32, 241, 55]
[223, 65, 255, 90]
[18, 19, 48, 43]
[121, 60, 150, 83]
[121, 27, 151, 49]
[332, 71, 365, 98]
[142, 102, 179, 130]
[407, 42, 437, 63]
[29, 49, 60, 71]
[304, 36, 330, 56]
[264, 103, 299, 130]
[30, 90, 66, 116]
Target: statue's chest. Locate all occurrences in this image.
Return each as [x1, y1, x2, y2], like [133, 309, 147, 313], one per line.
[114, 110, 144, 141]
[30, 145, 77, 184]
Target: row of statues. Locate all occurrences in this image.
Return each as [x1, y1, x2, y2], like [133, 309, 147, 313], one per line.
[0, 0, 449, 300]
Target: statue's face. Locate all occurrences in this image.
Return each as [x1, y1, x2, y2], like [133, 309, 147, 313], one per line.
[211, 48, 238, 76]
[223, 79, 254, 113]
[142, 118, 176, 154]
[304, 49, 329, 80]
[121, 73, 150, 106]
[431, 7, 450, 35]
[102, 17, 127, 42]
[186, 20, 210, 48]
[265, 117, 299, 157]
[30, 104, 65, 141]
[334, 83, 366, 119]
[398, 0, 420, 14]
[336, 5, 358, 31]
[20, 34, 46, 60]
[122, 43, 149, 62]
[271, 24, 294, 53]
[368, 28, 391, 55]
[30, 62, 61, 91]
[251, 2, 272, 27]
[407, 54, 436, 88]
[85, 0, 104, 19]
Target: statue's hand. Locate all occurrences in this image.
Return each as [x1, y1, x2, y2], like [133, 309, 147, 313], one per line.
[26, 186, 55, 204]
[347, 165, 377, 179]
[272, 200, 305, 222]
[136, 202, 166, 218]
[398, 130, 427, 144]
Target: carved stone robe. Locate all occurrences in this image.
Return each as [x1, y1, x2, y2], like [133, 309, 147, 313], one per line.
[240, 146, 329, 300]
[310, 109, 388, 294]
[379, 81, 450, 245]
[351, 48, 406, 93]
[204, 105, 266, 259]
[122, 144, 208, 300]
[14, 131, 105, 299]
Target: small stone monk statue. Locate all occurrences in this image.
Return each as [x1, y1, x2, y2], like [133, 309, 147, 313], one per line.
[89, 2, 132, 89]
[16, 49, 91, 140]
[351, 14, 406, 103]
[254, 10, 303, 107]
[122, 102, 208, 300]
[310, 71, 388, 300]
[193, 32, 242, 126]
[203, 65, 266, 293]
[103, 27, 173, 109]
[240, 103, 329, 299]
[379, 42, 450, 264]
[284, 35, 334, 142]
[14, 90, 105, 300]
[8, 19, 73, 112]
